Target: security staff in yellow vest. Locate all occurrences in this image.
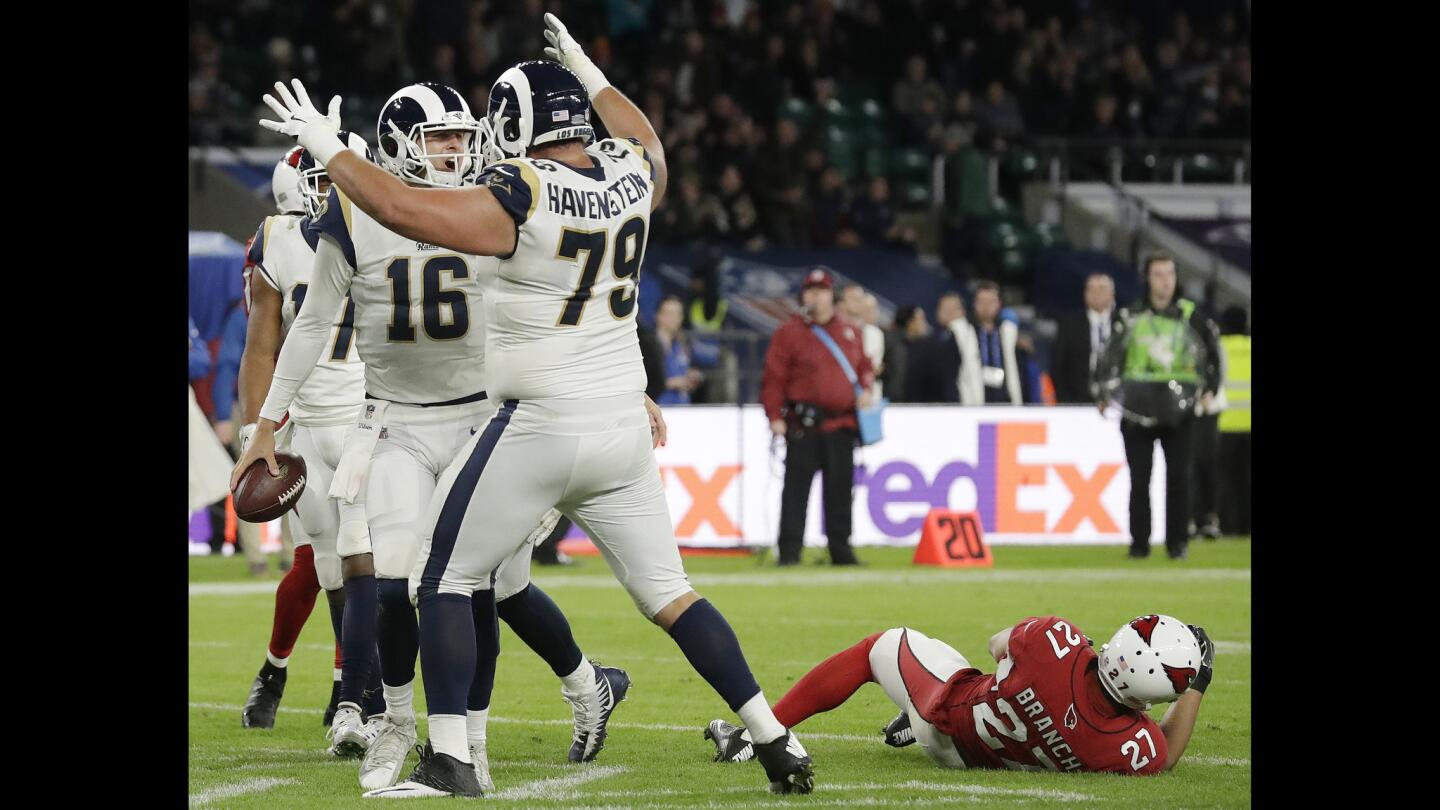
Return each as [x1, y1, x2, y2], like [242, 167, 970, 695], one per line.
[1095, 253, 1221, 560]
[1217, 306, 1251, 536]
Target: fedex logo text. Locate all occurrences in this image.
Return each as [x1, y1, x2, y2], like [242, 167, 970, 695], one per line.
[859, 423, 1121, 536]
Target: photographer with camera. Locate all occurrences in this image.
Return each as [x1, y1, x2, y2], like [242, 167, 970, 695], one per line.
[761, 269, 874, 567]
[1095, 254, 1221, 561]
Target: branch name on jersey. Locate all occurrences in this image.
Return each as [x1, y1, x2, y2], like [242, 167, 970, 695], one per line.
[248, 213, 365, 426]
[477, 137, 656, 401]
[305, 187, 490, 405]
[923, 615, 1168, 775]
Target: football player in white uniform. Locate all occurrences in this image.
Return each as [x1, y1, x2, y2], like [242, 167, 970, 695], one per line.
[236, 81, 625, 793]
[237, 137, 383, 735]
[255, 15, 815, 798]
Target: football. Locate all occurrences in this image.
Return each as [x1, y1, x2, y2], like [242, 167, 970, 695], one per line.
[232, 452, 307, 523]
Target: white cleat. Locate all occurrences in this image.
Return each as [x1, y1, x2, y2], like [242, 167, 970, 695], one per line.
[470, 742, 495, 793]
[359, 713, 419, 790]
[327, 702, 379, 758]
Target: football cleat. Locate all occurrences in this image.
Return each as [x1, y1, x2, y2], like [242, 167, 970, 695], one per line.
[363, 740, 483, 798]
[470, 743, 495, 793]
[883, 711, 916, 747]
[241, 661, 287, 729]
[562, 661, 631, 762]
[359, 713, 419, 790]
[327, 702, 379, 758]
[752, 730, 815, 794]
[704, 719, 755, 763]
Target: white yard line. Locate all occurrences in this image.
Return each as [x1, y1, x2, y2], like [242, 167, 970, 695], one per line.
[190, 567, 1249, 597]
[189, 777, 295, 807]
[490, 765, 629, 801]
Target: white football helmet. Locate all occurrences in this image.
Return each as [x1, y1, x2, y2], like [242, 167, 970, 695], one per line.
[376, 82, 486, 187]
[271, 152, 305, 215]
[1097, 615, 1202, 710]
[295, 131, 375, 218]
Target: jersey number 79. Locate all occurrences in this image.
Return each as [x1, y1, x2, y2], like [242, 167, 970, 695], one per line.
[555, 217, 647, 327]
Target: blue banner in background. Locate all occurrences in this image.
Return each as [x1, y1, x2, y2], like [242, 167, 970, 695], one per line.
[189, 231, 247, 341]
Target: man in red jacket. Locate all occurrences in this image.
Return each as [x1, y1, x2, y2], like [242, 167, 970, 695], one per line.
[760, 268, 874, 566]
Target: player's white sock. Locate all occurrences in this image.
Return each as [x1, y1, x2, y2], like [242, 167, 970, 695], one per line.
[429, 715, 471, 763]
[737, 693, 786, 745]
[266, 652, 289, 669]
[384, 680, 415, 721]
[467, 708, 488, 747]
[560, 658, 596, 694]
[333, 667, 342, 682]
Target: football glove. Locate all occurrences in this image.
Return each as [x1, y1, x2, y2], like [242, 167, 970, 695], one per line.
[259, 79, 346, 166]
[542, 13, 611, 99]
[1187, 624, 1215, 694]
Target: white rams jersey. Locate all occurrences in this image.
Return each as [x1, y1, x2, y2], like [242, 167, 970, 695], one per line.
[477, 137, 656, 400]
[308, 188, 489, 405]
[247, 213, 365, 425]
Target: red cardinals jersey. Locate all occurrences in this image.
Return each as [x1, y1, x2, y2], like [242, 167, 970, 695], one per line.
[914, 616, 1167, 775]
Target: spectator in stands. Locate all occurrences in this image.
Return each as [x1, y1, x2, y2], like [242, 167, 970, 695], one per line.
[761, 269, 872, 566]
[809, 167, 851, 247]
[655, 295, 703, 406]
[657, 174, 727, 245]
[974, 80, 1026, 142]
[755, 119, 809, 247]
[717, 164, 764, 249]
[903, 293, 963, 403]
[1051, 272, 1117, 403]
[892, 55, 947, 139]
[955, 281, 1032, 404]
[846, 177, 918, 253]
[882, 303, 912, 403]
[840, 284, 886, 401]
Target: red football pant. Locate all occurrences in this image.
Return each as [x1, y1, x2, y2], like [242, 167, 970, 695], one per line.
[268, 544, 321, 660]
[772, 632, 884, 728]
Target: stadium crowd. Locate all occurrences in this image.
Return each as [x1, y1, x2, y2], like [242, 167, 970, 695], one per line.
[190, 0, 1251, 252]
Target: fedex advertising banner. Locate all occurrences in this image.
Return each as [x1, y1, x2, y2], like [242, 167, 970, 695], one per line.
[648, 405, 1169, 547]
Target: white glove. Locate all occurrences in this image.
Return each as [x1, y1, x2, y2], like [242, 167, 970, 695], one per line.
[542, 13, 611, 99]
[259, 79, 346, 166]
[238, 422, 258, 455]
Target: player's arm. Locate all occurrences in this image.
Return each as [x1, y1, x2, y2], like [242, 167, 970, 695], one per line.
[237, 273, 282, 428]
[1158, 624, 1215, 770]
[1158, 690, 1203, 770]
[321, 153, 516, 257]
[543, 13, 667, 208]
[230, 237, 353, 488]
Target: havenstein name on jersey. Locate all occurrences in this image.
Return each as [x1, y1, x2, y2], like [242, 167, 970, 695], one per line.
[543, 172, 650, 220]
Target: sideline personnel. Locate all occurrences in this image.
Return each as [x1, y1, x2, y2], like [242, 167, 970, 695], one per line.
[761, 268, 874, 566]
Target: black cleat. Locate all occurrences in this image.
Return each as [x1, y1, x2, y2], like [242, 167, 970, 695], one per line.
[362, 740, 483, 798]
[752, 730, 815, 794]
[704, 719, 755, 762]
[1127, 545, 1151, 559]
[882, 711, 916, 747]
[241, 661, 287, 729]
[565, 662, 631, 762]
[323, 680, 342, 727]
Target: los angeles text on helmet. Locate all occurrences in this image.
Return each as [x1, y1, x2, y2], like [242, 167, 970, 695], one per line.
[544, 170, 650, 220]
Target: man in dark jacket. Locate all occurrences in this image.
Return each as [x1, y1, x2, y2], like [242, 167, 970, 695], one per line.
[1051, 273, 1116, 403]
[760, 268, 874, 566]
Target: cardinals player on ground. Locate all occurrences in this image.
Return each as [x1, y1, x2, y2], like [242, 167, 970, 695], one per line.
[706, 614, 1215, 776]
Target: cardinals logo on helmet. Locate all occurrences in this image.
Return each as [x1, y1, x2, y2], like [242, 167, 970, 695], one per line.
[1129, 615, 1162, 645]
[1162, 663, 1197, 693]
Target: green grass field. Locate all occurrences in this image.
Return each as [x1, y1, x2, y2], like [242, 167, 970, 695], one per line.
[189, 541, 1251, 808]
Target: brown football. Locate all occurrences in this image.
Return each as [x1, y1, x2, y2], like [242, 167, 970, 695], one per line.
[232, 452, 308, 523]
